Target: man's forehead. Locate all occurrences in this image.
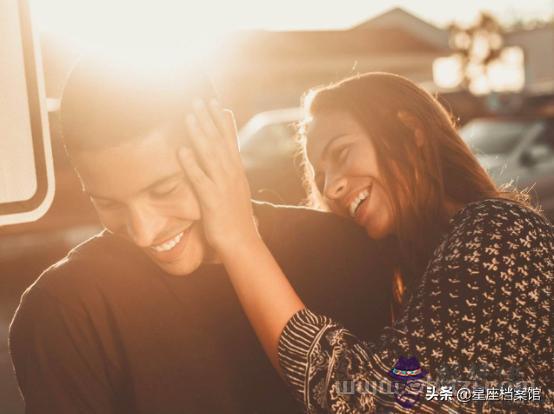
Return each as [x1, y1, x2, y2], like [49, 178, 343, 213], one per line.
[75, 127, 186, 200]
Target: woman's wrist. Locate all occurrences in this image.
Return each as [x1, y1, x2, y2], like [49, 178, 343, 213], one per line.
[214, 227, 263, 258]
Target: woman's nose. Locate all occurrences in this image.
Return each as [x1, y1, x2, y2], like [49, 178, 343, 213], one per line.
[323, 175, 348, 200]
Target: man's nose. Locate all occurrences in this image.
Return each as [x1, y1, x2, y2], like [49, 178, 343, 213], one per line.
[323, 174, 348, 201]
[126, 204, 165, 248]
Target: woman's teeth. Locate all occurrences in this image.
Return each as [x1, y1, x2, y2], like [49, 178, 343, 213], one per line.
[150, 231, 184, 253]
[349, 188, 370, 218]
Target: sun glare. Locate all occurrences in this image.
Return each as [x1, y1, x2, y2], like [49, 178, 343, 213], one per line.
[486, 47, 525, 93]
[30, 0, 226, 67]
[433, 46, 525, 95]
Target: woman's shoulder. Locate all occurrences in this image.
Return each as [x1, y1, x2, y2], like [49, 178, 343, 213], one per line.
[420, 197, 553, 316]
[430, 197, 553, 273]
[449, 197, 553, 238]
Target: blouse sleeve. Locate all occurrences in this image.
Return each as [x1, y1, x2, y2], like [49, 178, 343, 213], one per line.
[277, 200, 553, 413]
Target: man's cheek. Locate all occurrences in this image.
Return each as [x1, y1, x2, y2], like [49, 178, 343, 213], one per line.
[172, 185, 202, 219]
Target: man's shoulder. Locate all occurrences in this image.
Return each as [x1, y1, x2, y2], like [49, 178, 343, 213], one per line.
[253, 200, 342, 222]
[24, 230, 143, 305]
[252, 201, 390, 270]
[253, 201, 368, 243]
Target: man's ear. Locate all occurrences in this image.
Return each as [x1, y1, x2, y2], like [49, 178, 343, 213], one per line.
[397, 111, 425, 147]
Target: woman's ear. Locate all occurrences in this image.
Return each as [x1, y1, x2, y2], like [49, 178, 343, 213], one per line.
[397, 111, 425, 147]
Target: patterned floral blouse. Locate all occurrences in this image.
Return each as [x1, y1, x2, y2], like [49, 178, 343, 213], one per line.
[277, 198, 553, 413]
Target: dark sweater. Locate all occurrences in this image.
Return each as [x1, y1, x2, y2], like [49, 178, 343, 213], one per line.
[10, 202, 394, 414]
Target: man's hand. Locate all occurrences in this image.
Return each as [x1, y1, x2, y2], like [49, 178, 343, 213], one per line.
[179, 99, 260, 254]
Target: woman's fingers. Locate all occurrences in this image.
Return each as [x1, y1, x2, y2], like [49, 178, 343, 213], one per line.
[222, 109, 241, 155]
[194, 99, 237, 153]
[178, 147, 215, 208]
[185, 113, 221, 179]
[192, 99, 221, 144]
[207, 99, 228, 138]
[188, 99, 242, 175]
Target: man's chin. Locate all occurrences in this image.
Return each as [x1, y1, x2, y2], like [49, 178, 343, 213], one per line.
[153, 256, 204, 276]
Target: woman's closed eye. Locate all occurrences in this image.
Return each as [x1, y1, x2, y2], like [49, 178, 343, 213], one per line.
[151, 182, 180, 199]
[93, 199, 122, 210]
[334, 145, 350, 163]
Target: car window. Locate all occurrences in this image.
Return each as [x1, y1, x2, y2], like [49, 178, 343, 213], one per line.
[459, 120, 538, 155]
[530, 121, 554, 150]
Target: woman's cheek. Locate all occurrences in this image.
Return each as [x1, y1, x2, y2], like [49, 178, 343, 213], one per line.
[370, 186, 395, 238]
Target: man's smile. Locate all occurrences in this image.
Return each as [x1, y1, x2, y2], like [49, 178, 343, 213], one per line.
[150, 231, 185, 253]
[147, 225, 195, 263]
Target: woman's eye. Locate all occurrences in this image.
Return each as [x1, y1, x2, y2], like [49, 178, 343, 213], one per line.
[152, 183, 180, 198]
[94, 200, 121, 210]
[335, 146, 350, 162]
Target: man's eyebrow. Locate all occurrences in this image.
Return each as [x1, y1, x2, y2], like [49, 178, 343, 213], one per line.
[85, 172, 184, 201]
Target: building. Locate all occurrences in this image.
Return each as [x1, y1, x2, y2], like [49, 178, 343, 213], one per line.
[214, 8, 452, 122]
[505, 25, 554, 95]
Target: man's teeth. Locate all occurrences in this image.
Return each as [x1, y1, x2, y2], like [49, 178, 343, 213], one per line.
[151, 232, 184, 253]
[349, 189, 370, 218]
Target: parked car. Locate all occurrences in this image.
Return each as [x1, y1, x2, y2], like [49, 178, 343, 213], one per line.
[239, 108, 554, 221]
[459, 116, 554, 220]
[239, 108, 306, 204]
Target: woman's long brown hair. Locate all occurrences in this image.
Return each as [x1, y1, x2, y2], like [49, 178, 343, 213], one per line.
[298, 72, 533, 294]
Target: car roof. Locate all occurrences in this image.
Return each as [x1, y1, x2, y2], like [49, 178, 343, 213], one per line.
[239, 107, 305, 145]
[244, 107, 304, 126]
[464, 114, 554, 123]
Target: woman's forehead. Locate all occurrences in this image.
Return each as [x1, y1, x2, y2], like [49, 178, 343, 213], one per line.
[305, 111, 361, 162]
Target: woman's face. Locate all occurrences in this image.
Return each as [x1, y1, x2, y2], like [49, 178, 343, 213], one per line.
[305, 110, 395, 239]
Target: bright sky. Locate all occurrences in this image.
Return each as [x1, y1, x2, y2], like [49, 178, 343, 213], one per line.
[30, 0, 554, 58]
[31, 0, 554, 32]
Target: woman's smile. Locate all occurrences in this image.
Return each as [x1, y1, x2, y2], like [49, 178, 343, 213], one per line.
[350, 183, 373, 225]
[347, 185, 371, 218]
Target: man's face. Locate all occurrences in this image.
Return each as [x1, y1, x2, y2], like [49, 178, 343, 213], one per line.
[72, 125, 209, 275]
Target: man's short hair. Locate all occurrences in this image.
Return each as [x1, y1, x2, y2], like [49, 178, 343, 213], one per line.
[60, 54, 216, 153]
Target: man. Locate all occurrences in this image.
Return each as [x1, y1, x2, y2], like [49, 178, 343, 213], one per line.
[9, 56, 394, 413]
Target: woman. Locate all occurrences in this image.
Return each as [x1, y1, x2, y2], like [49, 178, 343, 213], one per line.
[179, 73, 553, 413]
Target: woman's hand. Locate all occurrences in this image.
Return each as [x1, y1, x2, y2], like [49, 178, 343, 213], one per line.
[179, 99, 260, 254]
[181, 101, 305, 372]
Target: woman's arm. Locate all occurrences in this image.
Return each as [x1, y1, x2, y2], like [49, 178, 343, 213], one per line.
[219, 238, 304, 371]
[179, 99, 304, 370]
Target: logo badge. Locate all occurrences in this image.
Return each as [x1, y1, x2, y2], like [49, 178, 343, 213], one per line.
[388, 356, 428, 408]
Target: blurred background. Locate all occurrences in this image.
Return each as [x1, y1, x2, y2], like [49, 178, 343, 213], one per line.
[1, 0, 553, 411]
